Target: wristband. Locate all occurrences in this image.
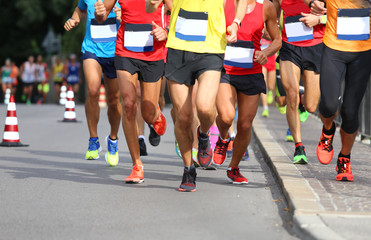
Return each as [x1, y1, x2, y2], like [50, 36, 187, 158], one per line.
[320, 15, 327, 24]
[233, 19, 241, 29]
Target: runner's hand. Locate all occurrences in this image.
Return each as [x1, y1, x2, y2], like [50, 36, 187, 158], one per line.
[113, 6, 121, 22]
[95, 0, 106, 17]
[299, 12, 320, 28]
[151, 21, 167, 42]
[310, 0, 326, 15]
[226, 23, 238, 44]
[64, 18, 80, 31]
[253, 51, 267, 65]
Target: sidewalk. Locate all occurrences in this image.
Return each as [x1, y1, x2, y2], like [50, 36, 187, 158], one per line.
[253, 106, 371, 240]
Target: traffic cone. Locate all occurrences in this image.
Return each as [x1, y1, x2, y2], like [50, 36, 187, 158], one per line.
[4, 88, 10, 104]
[98, 84, 107, 108]
[0, 95, 29, 147]
[62, 86, 77, 122]
[59, 85, 67, 105]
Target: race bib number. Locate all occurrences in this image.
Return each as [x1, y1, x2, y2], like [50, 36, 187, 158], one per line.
[124, 23, 154, 52]
[337, 8, 370, 41]
[175, 9, 208, 42]
[285, 15, 313, 42]
[91, 18, 117, 43]
[224, 41, 255, 69]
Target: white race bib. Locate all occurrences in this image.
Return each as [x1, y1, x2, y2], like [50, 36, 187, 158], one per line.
[91, 18, 117, 43]
[124, 23, 154, 52]
[175, 9, 208, 42]
[224, 41, 255, 69]
[285, 15, 313, 42]
[337, 8, 370, 41]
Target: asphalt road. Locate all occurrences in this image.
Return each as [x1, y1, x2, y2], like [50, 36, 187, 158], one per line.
[0, 104, 298, 240]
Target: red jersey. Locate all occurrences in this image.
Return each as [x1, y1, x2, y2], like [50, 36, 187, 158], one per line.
[281, 0, 324, 47]
[224, 0, 264, 75]
[116, 0, 165, 61]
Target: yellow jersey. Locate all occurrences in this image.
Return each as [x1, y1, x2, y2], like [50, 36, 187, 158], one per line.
[324, 0, 371, 52]
[166, 0, 227, 53]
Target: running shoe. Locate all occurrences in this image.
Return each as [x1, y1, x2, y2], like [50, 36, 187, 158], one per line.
[209, 125, 219, 150]
[197, 126, 213, 168]
[316, 125, 336, 165]
[227, 167, 248, 184]
[298, 106, 309, 123]
[175, 141, 182, 158]
[276, 102, 287, 115]
[26, 99, 31, 105]
[139, 138, 148, 156]
[227, 136, 234, 158]
[179, 166, 197, 192]
[105, 136, 119, 166]
[293, 145, 308, 164]
[148, 107, 167, 146]
[148, 124, 161, 146]
[336, 156, 353, 182]
[286, 128, 294, 142]
[267, 90, 274, 104]
[85, 137, 102, 160]
[192, 148, 200, 168]
[125, 164, 144, 184]
[262, 108, 269, 118]
[242, 148, 250, 161]
[213, 137, 230, 166]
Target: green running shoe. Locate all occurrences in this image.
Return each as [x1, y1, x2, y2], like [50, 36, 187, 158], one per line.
[105, 136, 119, 166]
[298, 107, 309, 123]
[267, 90, 274, 104]
[286, 128, 294, 142]
[175, 141, 182, 159]
[85, 137, 102, 160]
[293, 146, 308, 164]
[262, 108, 269, 118]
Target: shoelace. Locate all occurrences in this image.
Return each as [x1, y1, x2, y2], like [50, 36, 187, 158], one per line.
[182, 171, 195, 185]
[338, 158, 350, 173]
[232, 168, 244, 179]
[108, 140, 118, 155]
[215, 140, 228, 155]
[88, 140, 98, 151]
[199, 138, 209, 156]
[320, 134, 332, 151]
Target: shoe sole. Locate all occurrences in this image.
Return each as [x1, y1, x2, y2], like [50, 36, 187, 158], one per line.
[227, 178, 248, 185]
[336, 174, 354, 182]
[203, 165, 217, 170]
[105, 136, 119, 166]
[149, 125, 161, 146]
[125, 179, 144, 184]
[85, 146, 102, 160]
[178, 187, 196, 192]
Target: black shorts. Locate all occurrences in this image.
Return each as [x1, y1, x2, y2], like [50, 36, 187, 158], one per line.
[22, 82, 33, 87]
[220, 73, 266, 96]
[165, 48, 224, 86]
[277, 41, 323, 74]
[54, 81, 63, 87]
[81, 51, 117, 79]
[115, 56, 164, 83]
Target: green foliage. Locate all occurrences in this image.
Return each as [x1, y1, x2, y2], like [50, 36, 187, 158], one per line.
[0, 0, 85, 65]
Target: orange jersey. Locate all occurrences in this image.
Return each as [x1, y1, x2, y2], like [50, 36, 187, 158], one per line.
[324, 0, 371, 52]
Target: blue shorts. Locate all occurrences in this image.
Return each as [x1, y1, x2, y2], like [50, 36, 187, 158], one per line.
[81, 51, 117, 79]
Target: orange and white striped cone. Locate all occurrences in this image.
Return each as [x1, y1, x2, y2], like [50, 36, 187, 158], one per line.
[98, 84, 107, 108]
[62, 86, 77, 122]
[0, 95, 29, 147]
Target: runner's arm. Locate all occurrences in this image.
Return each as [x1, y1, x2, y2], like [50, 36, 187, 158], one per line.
[95, 0, 116, 23]
[263, 0, 281, 58]
[272, 0, 281, 20]
[64, 6, 86, 31]
[303, 0, 326, 15]
[226, 0, 248, 43]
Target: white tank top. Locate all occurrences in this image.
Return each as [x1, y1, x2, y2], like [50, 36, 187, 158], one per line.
[22, 62, 36, 83]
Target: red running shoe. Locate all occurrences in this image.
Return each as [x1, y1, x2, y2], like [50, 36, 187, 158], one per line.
[152, 107, 167, 136]
[213, 137, 230, 166]
[178, 167, 197, 192]
[316, 126, 336, 165]
[197, 126, 213, 168]
[336, 156, 354, 182]
[227, 167, 248, 184]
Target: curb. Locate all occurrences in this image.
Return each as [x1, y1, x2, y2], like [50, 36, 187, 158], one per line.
[252, 116, 346, 240]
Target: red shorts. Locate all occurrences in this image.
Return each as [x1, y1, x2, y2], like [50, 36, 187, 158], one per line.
[263, 54, 276, 72]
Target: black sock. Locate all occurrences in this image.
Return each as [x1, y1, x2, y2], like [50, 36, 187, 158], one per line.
[338, 152, 350, 159]
[323, 122, 336, 135]
[184, 165, 195, 172]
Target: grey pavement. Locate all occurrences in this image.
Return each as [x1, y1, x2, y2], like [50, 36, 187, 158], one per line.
[253, 106, 371, 240]
[0, 104, 298, 240]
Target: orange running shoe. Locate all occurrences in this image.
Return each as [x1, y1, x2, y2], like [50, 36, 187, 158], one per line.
[316, 126, 336, 165]
[336, 156, 353, 181]
[213, 137, 230, 166]
[152, 107, 167, 136]
[125, 164, 144, 183]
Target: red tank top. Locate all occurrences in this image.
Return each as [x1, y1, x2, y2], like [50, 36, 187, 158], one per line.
[115, 0, 165, 61]
[281, 0, 324, 47]
[224, 0, 264, 75]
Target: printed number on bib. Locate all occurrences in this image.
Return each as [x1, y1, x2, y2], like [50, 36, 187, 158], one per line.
[224, 41, 255, 69]
[337, 8, 370, 41]
[175, 9, 208, 42]
[91, 18, 117, 43]
[285, 15, 313, 42]
[124, 23, 154, 52]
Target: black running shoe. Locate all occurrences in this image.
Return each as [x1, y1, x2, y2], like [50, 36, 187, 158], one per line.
[139, 138, 148, 156]
[148, 124, 160, 146]
[196, 126, 213, 168]
[178, 167, 197, 192]
[293, 146, 308, 164]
